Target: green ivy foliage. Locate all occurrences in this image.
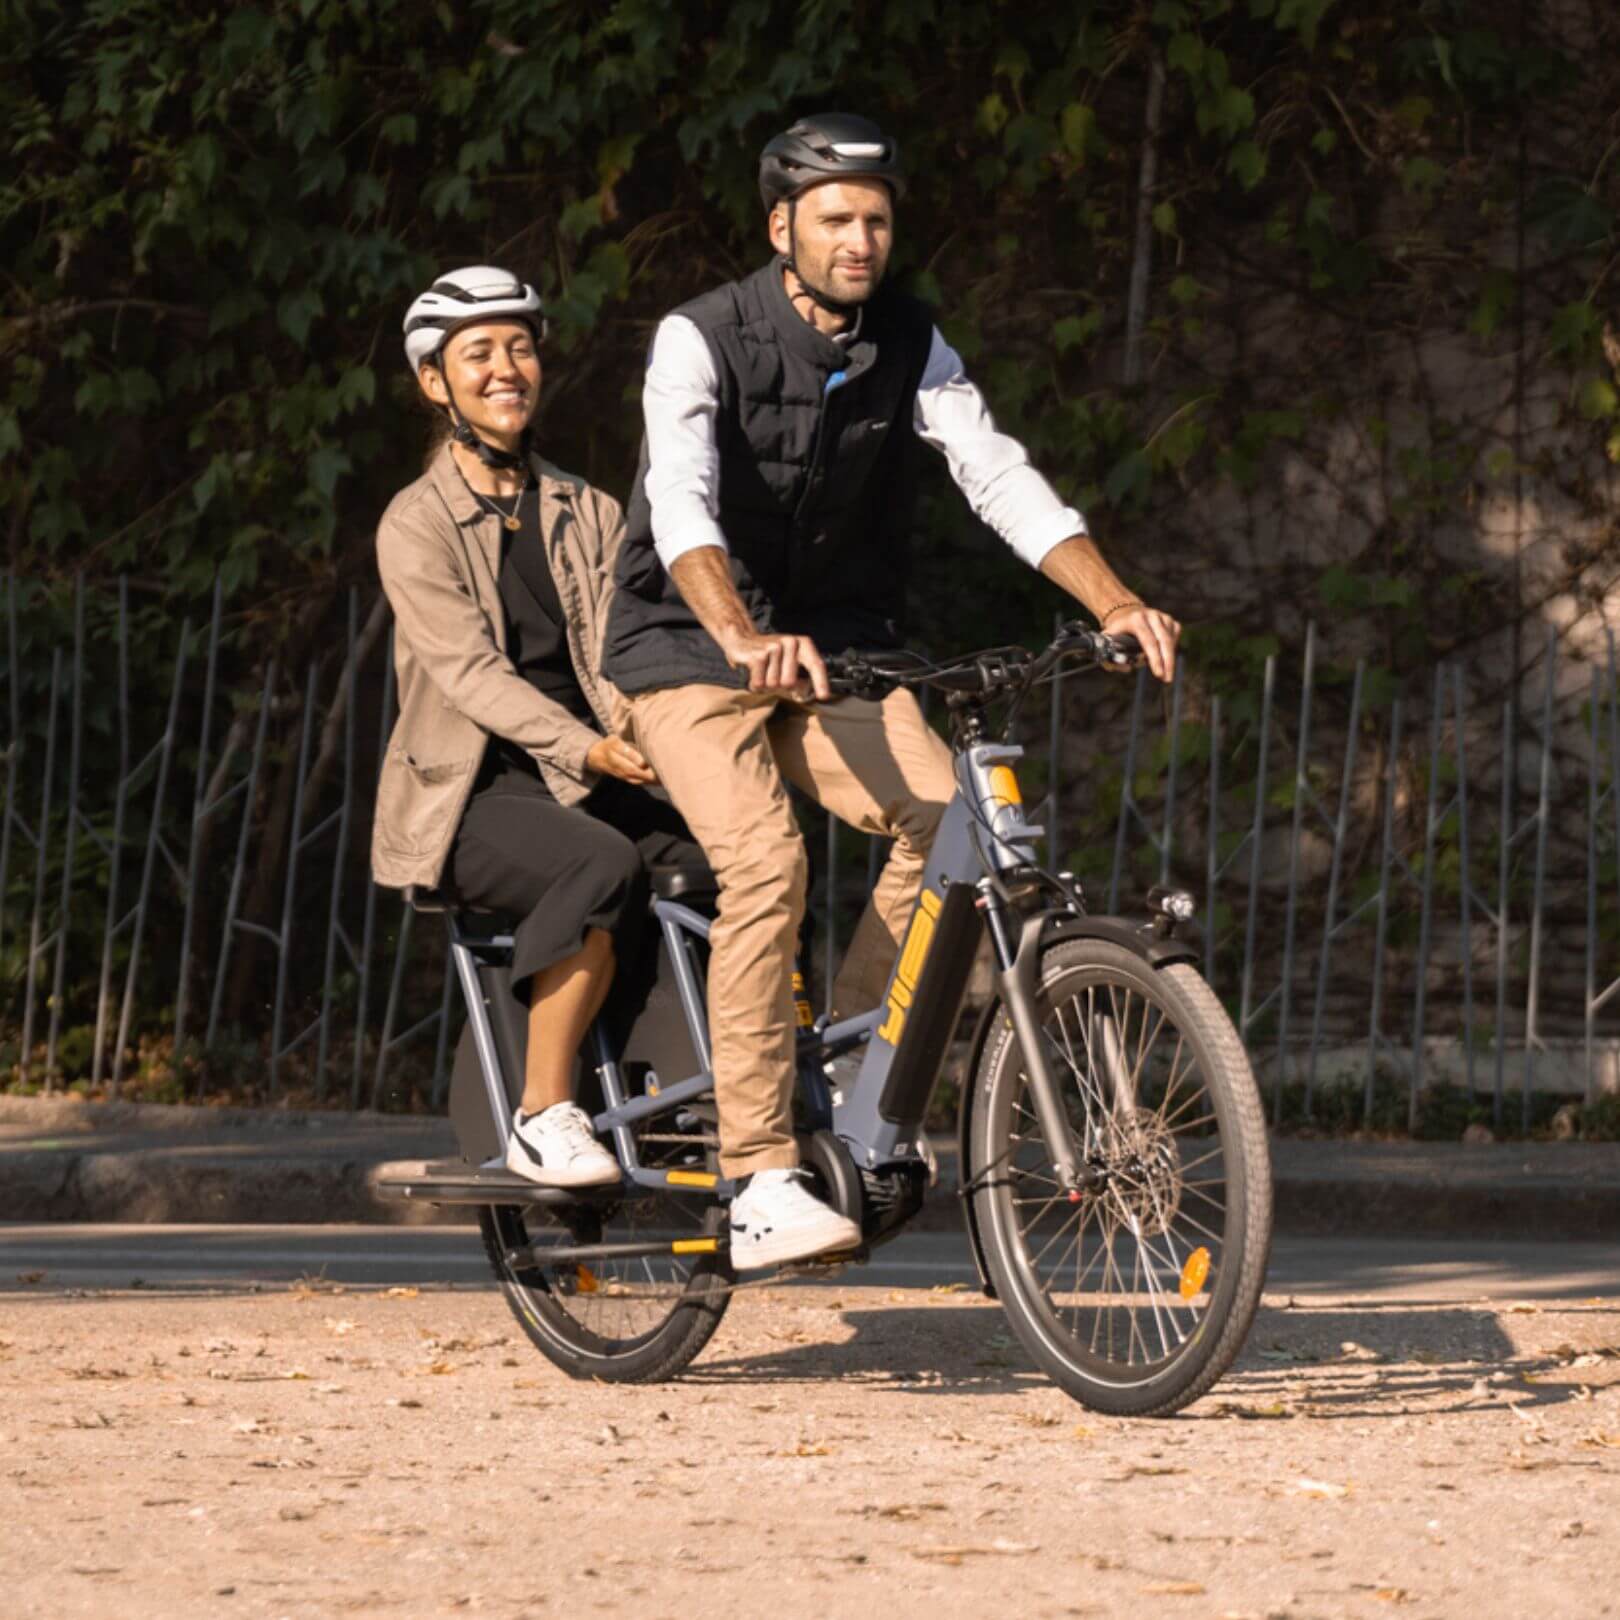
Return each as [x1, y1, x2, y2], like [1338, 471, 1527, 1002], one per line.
[3, 0, 1616, 671]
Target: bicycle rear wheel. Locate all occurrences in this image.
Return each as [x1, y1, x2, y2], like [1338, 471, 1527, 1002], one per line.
[480, 1099, 730, 1383]
[969, 937, 1271, 1416]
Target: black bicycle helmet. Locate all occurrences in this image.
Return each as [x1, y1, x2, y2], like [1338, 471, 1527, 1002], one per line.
[758, 113, 905, 210]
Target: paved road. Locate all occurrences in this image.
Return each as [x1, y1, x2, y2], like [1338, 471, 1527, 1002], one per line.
[4, 1222, 1619, 1300]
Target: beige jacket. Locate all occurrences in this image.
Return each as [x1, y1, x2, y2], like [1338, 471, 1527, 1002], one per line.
[370, 444, 628, 890]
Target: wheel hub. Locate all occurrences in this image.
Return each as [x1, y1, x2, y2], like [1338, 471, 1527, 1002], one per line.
[1106, 1109, 1183, 1232]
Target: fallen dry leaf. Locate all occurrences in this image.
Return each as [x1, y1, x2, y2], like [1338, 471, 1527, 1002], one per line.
[382, 1286, 419, 1299]
[1294, 1476, 1349, 1499]
[913, 1539, 1038, 1564]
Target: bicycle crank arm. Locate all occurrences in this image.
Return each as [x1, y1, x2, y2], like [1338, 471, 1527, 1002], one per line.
[997, 914, 1092, 1194]
[507, 1235, 723, 1269]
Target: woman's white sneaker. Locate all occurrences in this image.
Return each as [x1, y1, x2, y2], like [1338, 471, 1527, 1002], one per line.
[727, 1168, 861, 1271]
[506, 1102, 619, 1187]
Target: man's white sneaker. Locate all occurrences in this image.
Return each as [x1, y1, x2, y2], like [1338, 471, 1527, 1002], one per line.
[506, 1102, 619, 1187]
[727, 1168, 861, 1271]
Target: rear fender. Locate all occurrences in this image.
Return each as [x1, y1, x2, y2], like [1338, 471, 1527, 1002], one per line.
[954, 909, 1200, 1296]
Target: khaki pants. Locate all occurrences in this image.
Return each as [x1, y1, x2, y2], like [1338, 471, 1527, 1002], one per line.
[627, 685, 956, 1177]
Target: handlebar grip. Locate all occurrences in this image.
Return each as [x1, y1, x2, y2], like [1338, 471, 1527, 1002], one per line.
[1096, 631, 1146, 672]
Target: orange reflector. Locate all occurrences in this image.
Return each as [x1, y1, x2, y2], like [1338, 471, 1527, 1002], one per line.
[576, 1265, 599, 1294]
[666, 1170, 718, 1188]
[671, 1238, 719, 1255]
[1180, 1247, 1211, 1300]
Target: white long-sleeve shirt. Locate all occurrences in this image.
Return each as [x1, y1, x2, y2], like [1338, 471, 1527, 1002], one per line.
[641, 313, 1085, 572]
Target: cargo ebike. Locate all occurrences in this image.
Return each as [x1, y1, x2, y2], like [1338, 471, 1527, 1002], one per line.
[379, 623, 1272, 1417]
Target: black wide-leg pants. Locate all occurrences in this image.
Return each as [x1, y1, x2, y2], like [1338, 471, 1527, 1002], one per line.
[447, 776, 700, 990]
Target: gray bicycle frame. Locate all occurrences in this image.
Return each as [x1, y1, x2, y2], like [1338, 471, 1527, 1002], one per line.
[446, 736, 1089, 1198]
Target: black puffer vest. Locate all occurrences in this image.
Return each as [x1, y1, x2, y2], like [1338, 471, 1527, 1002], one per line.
[602, 258, 935, 694]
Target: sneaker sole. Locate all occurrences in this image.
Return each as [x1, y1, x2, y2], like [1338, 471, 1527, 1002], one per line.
[504, 1145, 621, 1188]
[728, 1218, 862, 1272]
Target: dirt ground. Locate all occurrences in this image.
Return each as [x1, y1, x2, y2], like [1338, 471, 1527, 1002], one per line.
[2, 1276, 1618, 1620]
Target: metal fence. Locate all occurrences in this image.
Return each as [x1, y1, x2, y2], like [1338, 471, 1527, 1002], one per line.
[3, 572, 1617, 1129]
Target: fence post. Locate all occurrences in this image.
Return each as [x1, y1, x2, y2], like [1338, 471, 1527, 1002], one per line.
[1492, 695, 1513, 1130]
[44, 580, 87, 1088]
[352, 636, 396, 1105]
[1107, 669, 1147, 913]
[91, 581, 132, 1085]
[16, 650, 62, 1086]
[1303, 658, 1365, 1111]
[268, 664, 319, 1097]
[1363, 694, 1402, 1122]
[205, 661, 277, 1055]
[1204, 695, 1221, 996]
[1409, 667, 1447, 1127]
[173, 579, 225, 1060]
[1238, 654, 1276, 1049]
[1520, 634, 1556, 1129]
[1274, 623, 1317, 1112]
[0, 572, 17, 969]
[1451, 665, 1479, 1104]
[315, 592, 359, 1100]
[110, 621, 191, 1092]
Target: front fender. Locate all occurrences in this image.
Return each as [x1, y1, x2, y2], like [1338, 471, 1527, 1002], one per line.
[953, 908, 1200, 1297]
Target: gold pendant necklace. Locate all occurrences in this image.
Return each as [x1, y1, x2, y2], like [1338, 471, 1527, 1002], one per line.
[489, 472, 527, 532]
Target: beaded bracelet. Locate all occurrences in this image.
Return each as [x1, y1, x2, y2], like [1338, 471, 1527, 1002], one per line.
[1099, 600, 1144, 625]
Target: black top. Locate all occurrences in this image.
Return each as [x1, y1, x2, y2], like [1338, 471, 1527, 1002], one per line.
[473, 486, 596, 798]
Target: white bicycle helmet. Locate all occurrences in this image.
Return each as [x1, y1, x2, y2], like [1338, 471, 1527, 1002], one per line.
[402, 266, 546, 372]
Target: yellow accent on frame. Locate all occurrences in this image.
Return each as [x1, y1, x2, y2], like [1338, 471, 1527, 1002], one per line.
[878, 887, 943, 1045]
[666, 1169, 718, 1188]
[791, 969, 814, 1029]
[672, 1238, 720, 1255]
[987, 765, 1023, 807]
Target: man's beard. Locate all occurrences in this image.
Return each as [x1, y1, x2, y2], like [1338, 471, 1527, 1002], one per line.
[795, 256, 882, 311]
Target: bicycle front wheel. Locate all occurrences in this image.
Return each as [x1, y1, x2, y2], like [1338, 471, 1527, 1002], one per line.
[970, 937, 1271, 1416]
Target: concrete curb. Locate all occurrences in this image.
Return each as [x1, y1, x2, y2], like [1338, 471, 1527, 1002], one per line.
[5, 1095, 1620, 1238]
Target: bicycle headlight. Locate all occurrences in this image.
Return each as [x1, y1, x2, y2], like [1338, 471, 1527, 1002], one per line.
[1146, 885, 1196, 923]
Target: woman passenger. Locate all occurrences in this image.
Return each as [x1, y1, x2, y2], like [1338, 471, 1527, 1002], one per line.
[370, 266, 692, 1186]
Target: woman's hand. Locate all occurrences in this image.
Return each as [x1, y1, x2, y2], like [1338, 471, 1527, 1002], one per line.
[586, 735, 658, 785]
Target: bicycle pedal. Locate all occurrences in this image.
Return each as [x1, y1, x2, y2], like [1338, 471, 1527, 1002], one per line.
[777, 1244, 867, 1277]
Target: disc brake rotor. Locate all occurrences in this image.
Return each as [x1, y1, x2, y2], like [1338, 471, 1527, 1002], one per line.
[1104, 1108, 1184, 1233]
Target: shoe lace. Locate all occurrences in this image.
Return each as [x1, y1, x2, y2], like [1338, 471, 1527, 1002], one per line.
[550, 1106, 601, 1148]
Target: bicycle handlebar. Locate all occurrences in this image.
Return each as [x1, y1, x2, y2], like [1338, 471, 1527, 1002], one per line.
[822, 623, 1145, 702]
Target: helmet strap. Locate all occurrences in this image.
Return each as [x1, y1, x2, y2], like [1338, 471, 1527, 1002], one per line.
[781, 199, 861, 323]
[436, 359, 529, 471]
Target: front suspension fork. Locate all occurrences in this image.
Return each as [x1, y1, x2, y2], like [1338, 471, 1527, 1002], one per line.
[979, 885, 1101, 1196]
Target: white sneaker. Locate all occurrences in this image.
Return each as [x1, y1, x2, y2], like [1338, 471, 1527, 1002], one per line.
[506, 1102, 619, 1187]
[727, 1168, 861, 1271]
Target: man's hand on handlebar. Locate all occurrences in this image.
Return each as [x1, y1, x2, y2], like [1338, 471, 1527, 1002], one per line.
[1102, 604, 1181, 683]
[586, 735, 658, 785]
[718, 628, 832, 701]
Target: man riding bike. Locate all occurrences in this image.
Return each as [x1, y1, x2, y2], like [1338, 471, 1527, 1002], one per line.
[601, 112, 1181, 1271]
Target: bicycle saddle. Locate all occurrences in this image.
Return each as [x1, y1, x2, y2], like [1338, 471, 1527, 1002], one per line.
[649, 862, 719, 902]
